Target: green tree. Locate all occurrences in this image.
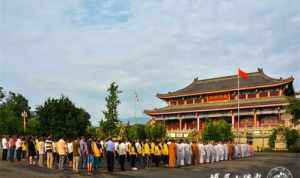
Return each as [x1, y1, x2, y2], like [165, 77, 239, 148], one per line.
[286, 97, 300, 125]
[145, 123, 166, 141]
[0, 89, 31, 135]
[127, 124, 146, 141]
[203, 119, 234, 142]
[36, 95, 91, 139]
[100, 82, 121, 137]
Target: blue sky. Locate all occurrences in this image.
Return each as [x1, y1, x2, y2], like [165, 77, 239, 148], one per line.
[1, 0, 300, 125]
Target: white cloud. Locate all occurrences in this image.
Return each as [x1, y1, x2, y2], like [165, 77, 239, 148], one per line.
[0, 0, 300, 125]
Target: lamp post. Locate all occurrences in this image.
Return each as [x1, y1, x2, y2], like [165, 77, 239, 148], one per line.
[21, 111, 28, 133]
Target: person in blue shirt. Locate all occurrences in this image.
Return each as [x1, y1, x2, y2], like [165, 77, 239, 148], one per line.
[105, 137, 115, 172]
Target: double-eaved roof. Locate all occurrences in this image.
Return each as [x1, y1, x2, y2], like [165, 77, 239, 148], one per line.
[144, 96, 288, 115]
[157, 68, 293, 99]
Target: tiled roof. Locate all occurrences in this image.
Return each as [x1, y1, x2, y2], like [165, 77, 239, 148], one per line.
[157, 68, 293, 99]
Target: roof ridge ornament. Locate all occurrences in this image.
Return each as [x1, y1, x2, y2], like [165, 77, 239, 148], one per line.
[257, 68, 264, 73]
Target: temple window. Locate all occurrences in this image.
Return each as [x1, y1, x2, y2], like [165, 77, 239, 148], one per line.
[178, 99, 184, 105]
[230, 93, 236, 100]
[239, 93, 246, 99]
[195, 96, 202, 104]
[259, 90, 268, 98]
[247, 90, 256, 99]
[270, 89, 280, 97]
[170, 100, 177, 105]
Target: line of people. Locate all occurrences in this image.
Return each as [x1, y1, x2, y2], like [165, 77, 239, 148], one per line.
[1, 135, 254, 175]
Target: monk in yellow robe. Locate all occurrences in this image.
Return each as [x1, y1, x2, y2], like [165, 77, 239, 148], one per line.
[168, 140, 177, 168]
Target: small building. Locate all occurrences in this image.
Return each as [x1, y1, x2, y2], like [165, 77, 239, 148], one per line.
[145, 68, 297, 150]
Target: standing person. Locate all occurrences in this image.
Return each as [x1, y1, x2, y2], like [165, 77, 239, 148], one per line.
[38, 137, 45, 167]
[135, 140, 142, 167]
[248, 142, 254, 157]
[209, 142, 215, 163]
[105, 137, 115, 172]
[21, 137, 27, 161]
[80, 137, 88, 169]
[150, 141, 155, 166]
[128, 141, 138, 170]
[234, 143, 240, 159]
[227, 141, 234, 161]
[184, 140, 192, 165]
[92, 139, 102, 171]
[86, 138, 94, 175]
[45, 136, 54, 169]
[224, 141, 228, 161]
[72, 138, 80, 173]
[198, 141, 205, 164]
[28, 136, 36, 165]
[67, 139, 73, 168]
[168, 139, 176, 168]
[117, 140, 126, 171]
[57, 137, 67, 170]
[1, 135, 8, 161]
[15, 136, 22, 162]
[142, 140, 151, 168]
[8, 136, 16, 162]
[161, 141, 169, 165]
[191, 140, 199, 165]
[153, 141, 161, 167]
[177, 140, 185, 167]
[204, 142, 210, 163]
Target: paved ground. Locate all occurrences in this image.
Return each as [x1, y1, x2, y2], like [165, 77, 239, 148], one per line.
[0, 152, 299, 178]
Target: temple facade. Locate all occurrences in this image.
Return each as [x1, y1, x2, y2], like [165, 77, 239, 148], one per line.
[145, 68, 297, 150]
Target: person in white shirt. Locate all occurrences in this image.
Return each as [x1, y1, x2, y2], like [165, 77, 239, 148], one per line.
[224, 142, 228, 160]
[176, 140, 185, 167]
[213, 143, 219, 162]
[198, 141, 206, 164]
[184, 140, 192, 165]
[1, 136, 8, 161]
[204, 143, 211, 163]
[67, 140, 73, 168]
[209, 142, 216, 163]
[15, 137, 22, 162]
[218, 142, 224, 161]
[38, 137, 45, 167]
[117, 140, 127, 171]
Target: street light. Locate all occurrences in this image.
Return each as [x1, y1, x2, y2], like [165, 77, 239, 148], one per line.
[21, 111, 28, 133]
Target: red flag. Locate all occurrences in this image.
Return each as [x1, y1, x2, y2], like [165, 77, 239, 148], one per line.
[238, 68, 248, 80]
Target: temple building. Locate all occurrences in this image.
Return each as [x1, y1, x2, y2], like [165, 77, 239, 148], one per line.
[145, 68, 297, 150]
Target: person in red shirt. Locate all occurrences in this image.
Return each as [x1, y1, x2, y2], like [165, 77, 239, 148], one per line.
[8, 135, 16, 162]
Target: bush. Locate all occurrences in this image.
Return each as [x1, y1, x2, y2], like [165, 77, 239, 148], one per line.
[203, 119, 234, 142]
[268, 127, 300, 152]
[268, 128, 278, 148]
[145, 123, 166, 141]
[127, 124, 146, 141]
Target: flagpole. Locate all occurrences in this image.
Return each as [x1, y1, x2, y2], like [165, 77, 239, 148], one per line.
[237, 73, 240, 143]
[134, 92, 137, 123]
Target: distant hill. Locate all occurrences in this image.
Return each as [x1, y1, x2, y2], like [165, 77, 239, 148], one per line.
[120, 116, 149, 124]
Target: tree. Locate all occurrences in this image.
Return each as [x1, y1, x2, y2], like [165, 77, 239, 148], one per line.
[100, 82, 121, 137]
[286, 97, 300, 125]
[0, 89, 31, 135]
[145, 123, 166, 141]
[36, 95, 91, 139]
[203, 119, 234, 142]
[127, 124, 146, 141]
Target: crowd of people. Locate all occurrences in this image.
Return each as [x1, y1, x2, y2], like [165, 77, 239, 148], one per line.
[1, 135, 254, 175]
